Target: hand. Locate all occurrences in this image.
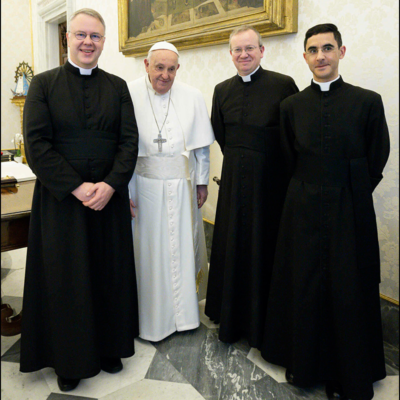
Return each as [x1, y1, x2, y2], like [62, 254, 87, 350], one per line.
[72, 182, 95, 202]
[130, 199, 136, 219]
[197, 185, 208, 209]
[82, 182, 115, 211]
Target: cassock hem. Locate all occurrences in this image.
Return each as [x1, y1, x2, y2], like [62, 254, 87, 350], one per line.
[20, 365, 102, 380]
[139, 322, 200, 342]
[177, 322, 200, 332]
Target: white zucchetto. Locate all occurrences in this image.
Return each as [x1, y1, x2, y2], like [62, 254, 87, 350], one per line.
[149, 41, 180, 56]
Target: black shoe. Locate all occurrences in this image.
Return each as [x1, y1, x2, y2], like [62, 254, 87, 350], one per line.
[101, 357, 123, 374]
[57, 376, 80, 392]
[285, 369, 295, 385]
[326, 381, 349, 399]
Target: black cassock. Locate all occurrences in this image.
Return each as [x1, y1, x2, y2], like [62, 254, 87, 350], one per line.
[205, 67, 298, 348]
[20, 62, 139, 379]
[262, 78, 390, 400]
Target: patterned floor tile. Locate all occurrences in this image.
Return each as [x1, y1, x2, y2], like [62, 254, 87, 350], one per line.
[41, 339, 156, 399]
[1, 266, 26, 297]
[384, 341, 399, 370]
[47, 393, 98, 400]
[99, 379, 205, 400]
[251, 376, 326, 400]
[247, 348, 286, 383]
[1, 268, 12, 280]
[373, 375, 399, 400]
[386, 363, 399, 375]
[1, 248, 27, 269]
[231, 337, 252, 356]
[1, 337, 20, 363]
[1, 248, 398, 400]
[1, 361, 51, 400]
[152, 324, 267, 400]
[1, 333, 20, 357]
[145, 349, 190, 384]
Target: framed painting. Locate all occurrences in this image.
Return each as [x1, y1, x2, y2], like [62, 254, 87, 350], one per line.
[118, 0, 297, 57]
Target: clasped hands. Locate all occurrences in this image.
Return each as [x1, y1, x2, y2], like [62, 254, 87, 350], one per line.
[72, 182, 115, 211]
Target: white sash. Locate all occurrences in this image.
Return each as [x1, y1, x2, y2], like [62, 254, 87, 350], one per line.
[135, 156, 190, 180]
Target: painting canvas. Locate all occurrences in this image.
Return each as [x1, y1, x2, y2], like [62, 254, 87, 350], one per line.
[118, 0, 297, 57]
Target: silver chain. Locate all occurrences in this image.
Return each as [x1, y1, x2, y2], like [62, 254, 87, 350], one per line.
[146, 80, 172, 135]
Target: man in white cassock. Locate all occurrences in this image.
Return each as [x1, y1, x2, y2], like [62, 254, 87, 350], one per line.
[127, 41, 215, 342]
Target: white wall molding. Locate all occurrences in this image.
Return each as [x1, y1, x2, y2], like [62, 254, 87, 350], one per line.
[38, 0, 66, 21]
[31, 0, 75, 74]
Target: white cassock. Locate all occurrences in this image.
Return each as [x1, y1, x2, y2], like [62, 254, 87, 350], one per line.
[127, 76, 215, 341]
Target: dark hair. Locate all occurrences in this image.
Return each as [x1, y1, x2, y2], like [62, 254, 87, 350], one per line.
[304, 23, 342, 50]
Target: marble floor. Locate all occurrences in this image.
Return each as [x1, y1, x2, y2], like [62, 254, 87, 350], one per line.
[1, 249, 399, 400]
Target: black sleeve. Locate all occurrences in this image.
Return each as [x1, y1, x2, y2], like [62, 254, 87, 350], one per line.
[284, 77, 300, 100]
[23, 74, 84, 202]
[365, 94, 390, 191]
[103, 80, 139, 195]
[211, 87, 225, 154]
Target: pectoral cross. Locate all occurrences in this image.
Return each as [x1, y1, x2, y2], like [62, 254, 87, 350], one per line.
[153, 132, 167, 152]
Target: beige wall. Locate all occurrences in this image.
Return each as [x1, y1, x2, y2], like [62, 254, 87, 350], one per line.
[9, 0, 399, 301]
[1, 0, 33, 149]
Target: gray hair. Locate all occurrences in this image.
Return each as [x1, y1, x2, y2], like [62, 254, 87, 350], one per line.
[69, 8, 106, 33]
[229, 25, 262, 49]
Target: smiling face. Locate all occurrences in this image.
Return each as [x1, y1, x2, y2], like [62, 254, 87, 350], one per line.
[66, 13, 105, 69]
[144, 50, 180, 95]
[303, 32, 346, 82]
[230, 30, 264, 76]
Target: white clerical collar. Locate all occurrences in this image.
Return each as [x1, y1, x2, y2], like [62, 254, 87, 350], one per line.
[313, 75, 341, 91]
[146, 75, 171, 96]
[239, 65, 260, 82]
[68, 58, 97, 75]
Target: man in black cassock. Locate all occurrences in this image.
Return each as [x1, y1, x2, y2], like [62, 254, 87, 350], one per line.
[205, 26, 298, 348]
[261, 24, 390, 400]
[20, 9, 139, 392]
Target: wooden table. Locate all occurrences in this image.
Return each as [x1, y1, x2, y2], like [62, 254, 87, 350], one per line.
[1, 179, 35, 336]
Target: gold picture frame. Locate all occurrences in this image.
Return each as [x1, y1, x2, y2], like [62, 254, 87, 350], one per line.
[118, 0, 298, 57]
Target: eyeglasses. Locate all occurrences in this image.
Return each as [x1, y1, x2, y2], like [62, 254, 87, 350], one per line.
[305, 45, 336, 56]
[231, 45, 260, 54]
[69, 31, 104, 42]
